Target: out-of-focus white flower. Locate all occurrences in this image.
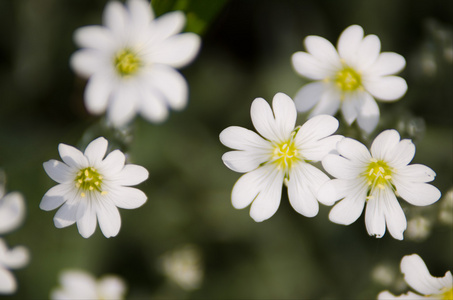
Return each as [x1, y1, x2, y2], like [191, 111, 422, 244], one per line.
[372, 264, 397, 287]
[405, 215, 431, 241]
[292, 25, 407, 133]
[0, 238, 29, 294]
[439, 189, 453, 225]
[161, 244, 203, 291]
[378, 254, 453, 299]
[41, 137, 149, 238]
[319, 130, 441, 240]
[51, 269, 126, 300]
[0, 181, 25, 234]
[220, 93, 341, 221]
[71, 0, 201, 127]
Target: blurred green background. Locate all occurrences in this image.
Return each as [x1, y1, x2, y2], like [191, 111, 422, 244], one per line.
[0, 0, 452, 299]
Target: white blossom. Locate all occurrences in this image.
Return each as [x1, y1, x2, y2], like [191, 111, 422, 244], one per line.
[0, 238, 29, 294]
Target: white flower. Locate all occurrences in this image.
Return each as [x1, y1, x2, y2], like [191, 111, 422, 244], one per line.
[71, 0, 201, 127]
[51, 269, 126, 300]
[378, 254, 453, 299]
[160, 244, 203, 291]
[0, 238, 29, 294]
[0, 185, 25, 235]
[292, 24, 407, 133]
[318, 129, 441, 240]
[219, 92, 341, 222]
[41, 137, 149, 238]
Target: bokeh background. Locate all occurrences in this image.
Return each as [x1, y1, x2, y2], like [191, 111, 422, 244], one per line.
[0, 0, 452, 299]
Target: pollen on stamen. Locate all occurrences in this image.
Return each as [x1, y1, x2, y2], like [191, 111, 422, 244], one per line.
[385, 175, 392, 180]
[81, 192, 86, 197]
[378, 184, 385, 189]
[101, 191, 108, 195]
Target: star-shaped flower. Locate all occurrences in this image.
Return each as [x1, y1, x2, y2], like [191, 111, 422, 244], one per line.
[318, 130, 441, 240]
[292, 25, 407, 133]
[41, 137, 149, 238]
[220, 93, 341, 221]
[71, 0, 201, 127]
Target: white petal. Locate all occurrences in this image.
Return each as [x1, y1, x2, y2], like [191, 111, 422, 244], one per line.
[98, 276, 126, 299]
[338, 25, 364, 64]
[378, 291, 425, 299]
[70, 50, 103, 78]
[357, 92, 380, 134]
[340, 94, 359, 125]
[296, 114, 339, 147]
[304, 35, 341, 69]
[108, 186, 147, 209]
[59, 270, 97, 295]
[365, 194, 386, 238]
[147, 65, 188, 110]
[0, 267, 16, 294]
[0, 244, 29, 268]
[273, 93, 298, 139]
[363, 76, 407, 101]
[251, 98, 281, 142]
[401, 254, 452, 295]
[138, 87, 169, 123]
[40, 184, 74, 211]
[219, 126, 271, 151]
[370, 129, 401, 161]
[58, 143, 88, 169]
[367, 52, 406, 76]
[291, 52, 333, 80]
[99, 150, 125, 176]
[394, 164, 436, 183]
[96, 200, 121, 238]
[0, 192, 25, 234]
[152, 33, 201, 68]
[308, 87, 341, 117]
[249, 168, 284, 222]
[222, 150, 269, 173]
[317, 179, 355, 206]
[43, 160, 73, 184]
[150, 11, 185, 42]
[84, 72, 114, 115]
[73, 25, 115, 51]
[322, 154, 361, 180]
[107, 85, 138, 128]
[387, 139, 415, 168]
[302, 135, 342, 162]
[54, 201, 79, 228]
[103, 1, 128, 37]
[336, 137, 371, 164]
[288, 163, 329, 217]
[112, 164, 149, 186]
[294, 81, 325, 112]
[393, 180, 441, 206]
[84, 137, 108, 167]
[382, 188, 406, 240]
[76, 199, 97, 238]
[128, 0, 153, 28]
[328, 183, 367, 225]
[356, 34, 381, 70]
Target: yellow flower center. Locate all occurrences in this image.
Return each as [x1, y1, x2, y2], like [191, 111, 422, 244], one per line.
[114, 49, 141, 77]
[441, 287, 453, 300]
[75, 167, 107, 197]
[364, 158, 393, 191]
[271, 130, 300, 171]
[334, 66, 362, 92]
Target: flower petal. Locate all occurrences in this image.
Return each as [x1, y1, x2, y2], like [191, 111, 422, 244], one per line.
[382, 188, 406, 240]
[96, 200, 121, 238]
[291, 51, 332, 80]
[0, 192, 25, 234]
[322, 154, 361, 180]
[40, 184, 74, 211]
[73, 25, 115, 51]
[84, 137, 108, 167]
[393, 180, 441, 206]
[370, 129, 401, 161]
[356, 34, 381, 70]
[103, 1, 128, 37]
[43, 160, 73, 184]
[401, 254, 451, 295]
[128, 0, 153, 28]
[150, 11, 185, 42]
[112, 164, 149, 186]
[336, 137, 371, 164]
[107, 84, 138, 128]
[338, 25, 364, 64]
[363, 76, 407, 101]
[249, 168, 284, 222]
[250, 98, 280, 142]
[70, 50, 104, 78]
[76, 199, 97, 238]
[138, 87, 169, 123]
[328, 183, 367, 225]
[54, 201, 79, 228]
[387, 139, 415, 168]
[365, 194, 386, 238]
[0, 267, 16, 294]
[108, 186, 147, 209]
[147, 65, 188, 110]
[219, 126, 270, 151]
[84, 72, 114, 115]
[152, 33, 201, 68]
[317, 178, 356, 206]
[294, 81, 325, 112]
[357, 92, 380, 134]
[296, 114, 339, 147]
[378, 291, 425, 299]
[394, 164, 436, 183]
[308, 86, 341, 117]
[58, 143, 88, 169]
[304, 35, 341, 69]
[272, 93, 297, 140]
[302, 135, 342, 162]
[367, 52, 406, 76]
[99, 150, 125, 176]
[222, 150, 269, 173]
